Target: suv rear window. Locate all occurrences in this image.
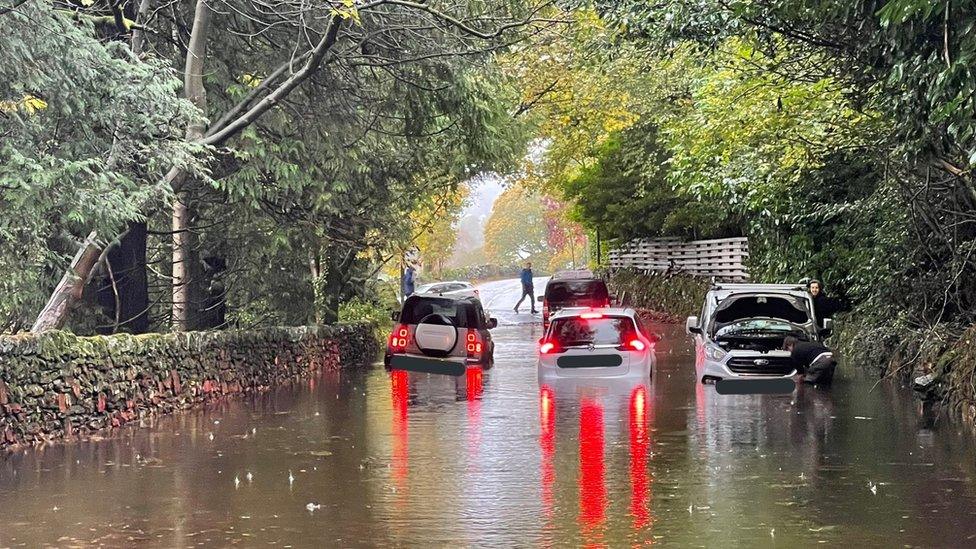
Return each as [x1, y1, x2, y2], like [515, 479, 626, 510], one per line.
[400, 296, 481, 327]
[545, 280, 609, 303]
[549, 316, 637, 346]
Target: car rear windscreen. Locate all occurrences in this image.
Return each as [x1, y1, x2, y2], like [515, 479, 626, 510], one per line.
[401, 297, 477, 327]
[545, 280, 609, 303]
[549, 317, 636, 346]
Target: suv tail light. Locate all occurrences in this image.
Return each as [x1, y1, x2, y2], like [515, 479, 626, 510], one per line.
[542, 299, 549, 329]
[389, 324, 409, 353]
[466, 329, 484, 359]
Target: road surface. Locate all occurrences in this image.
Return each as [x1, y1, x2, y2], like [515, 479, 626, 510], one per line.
[3, 278, 976, 546]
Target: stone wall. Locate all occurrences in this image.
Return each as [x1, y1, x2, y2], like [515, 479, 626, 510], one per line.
[0, 323, 376, 450]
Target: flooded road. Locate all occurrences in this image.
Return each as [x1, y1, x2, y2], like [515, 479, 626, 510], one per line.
[4, 278, 976, 547]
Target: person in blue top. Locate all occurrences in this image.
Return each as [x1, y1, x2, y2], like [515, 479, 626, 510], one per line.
[514, 261, 537, 314]
[402, 263, 416, 299]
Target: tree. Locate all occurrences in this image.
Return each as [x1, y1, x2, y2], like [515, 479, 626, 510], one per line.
[0, 2, 199, 332]
[5, 0, 555, 333]
[483, 183, 551, 266]
[412, 183, 470, 279]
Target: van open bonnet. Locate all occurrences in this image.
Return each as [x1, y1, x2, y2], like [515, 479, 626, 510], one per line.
[710, 294, 811, 334]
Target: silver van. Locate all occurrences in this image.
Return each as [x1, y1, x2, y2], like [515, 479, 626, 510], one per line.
[686, 284, 832, 383]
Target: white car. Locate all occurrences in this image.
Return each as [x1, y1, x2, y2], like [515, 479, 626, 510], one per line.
[537, 307, 655, 381]
[414, 280, 479, 299]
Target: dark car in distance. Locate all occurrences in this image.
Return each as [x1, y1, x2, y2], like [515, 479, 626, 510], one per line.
[538, 270, 612, 330]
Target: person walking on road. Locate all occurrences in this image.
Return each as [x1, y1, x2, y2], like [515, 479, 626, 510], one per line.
[514, 261, 537, 314]
[783, 336, 837, 385]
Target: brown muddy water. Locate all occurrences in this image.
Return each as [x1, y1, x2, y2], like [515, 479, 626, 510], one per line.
[3, 278, 976, 547]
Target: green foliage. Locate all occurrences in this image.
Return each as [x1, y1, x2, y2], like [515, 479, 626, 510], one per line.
[563, 124, 742, 241]
[339, 294, 396, 343]
[608, 269, 710, 319]
[0, 2, 201, 330]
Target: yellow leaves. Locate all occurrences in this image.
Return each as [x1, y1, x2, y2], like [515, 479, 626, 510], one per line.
[330, 0, 360, 24]
[240, 73, 262, 88]
[0, 95, 47, 114]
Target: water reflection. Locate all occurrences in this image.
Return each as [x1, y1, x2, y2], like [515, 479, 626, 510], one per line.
[540, 376, 654, 546]
[5, 322, 976, 546]
[629, 384, 651, 532]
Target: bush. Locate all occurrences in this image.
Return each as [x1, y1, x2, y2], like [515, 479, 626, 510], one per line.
[607, 269, 710, 321]
[440, 264, 530, 283]
[339, 295, 395, 343]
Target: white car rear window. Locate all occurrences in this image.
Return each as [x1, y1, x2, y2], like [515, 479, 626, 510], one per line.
[549, 317, 637, 346]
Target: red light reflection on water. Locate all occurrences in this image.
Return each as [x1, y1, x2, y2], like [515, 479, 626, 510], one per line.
[629, 385, 651, 531]
[539, 385, 556, 521]
[390, 370, 409, 494]
[579, 397, 606, 546]
[466, 369, 483, 454]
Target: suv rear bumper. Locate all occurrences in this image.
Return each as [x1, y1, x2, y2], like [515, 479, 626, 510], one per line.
[384, 352, 490, 371]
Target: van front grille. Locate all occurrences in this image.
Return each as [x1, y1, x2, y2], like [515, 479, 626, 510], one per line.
[726, 356, 795, 375]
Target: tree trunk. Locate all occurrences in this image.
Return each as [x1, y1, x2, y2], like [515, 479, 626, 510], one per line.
[96, 221, 150, 334]
[31, 232, 102, 332]
[172, 0, 212, 331]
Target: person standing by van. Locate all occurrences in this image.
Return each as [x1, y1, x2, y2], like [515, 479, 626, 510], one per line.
[808, 279, 846, 321]
[402, 263, 416, 299]
[514, 261, 537, 314]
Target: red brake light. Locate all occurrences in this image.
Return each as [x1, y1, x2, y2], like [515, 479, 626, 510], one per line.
[628, 339, 646, 351]
[540, 342, 555, 354]
[389, 324, 409, 352]
[466, 329, 483, 359]
[580, 312, 603, 319]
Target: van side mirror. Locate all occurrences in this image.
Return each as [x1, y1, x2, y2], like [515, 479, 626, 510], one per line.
[390, 311, 400, 322]
[686, 316, 701, 335]
[820, 317, 833, 336]
[488, 318, 498, 329]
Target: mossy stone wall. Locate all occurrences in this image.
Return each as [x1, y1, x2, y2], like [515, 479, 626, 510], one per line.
[0, 323, 376, 449]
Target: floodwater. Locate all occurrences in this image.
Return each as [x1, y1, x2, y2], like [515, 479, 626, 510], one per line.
[4, 279, 976, 547]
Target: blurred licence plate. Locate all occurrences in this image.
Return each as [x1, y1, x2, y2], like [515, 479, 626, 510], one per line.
[390, 355, 465, 376]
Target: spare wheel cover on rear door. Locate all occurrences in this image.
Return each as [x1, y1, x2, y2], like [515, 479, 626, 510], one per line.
[414, 314, 458, 357]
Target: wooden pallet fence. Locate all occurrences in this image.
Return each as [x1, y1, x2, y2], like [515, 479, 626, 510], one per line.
[607, 237, 749, 281]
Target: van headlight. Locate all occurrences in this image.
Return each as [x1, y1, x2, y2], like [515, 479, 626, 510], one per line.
[705, 343, 728, 361]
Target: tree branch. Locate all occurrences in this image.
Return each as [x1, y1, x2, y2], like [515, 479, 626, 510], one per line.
[201, 15, 343, 147]
[0, 0, 28, 16]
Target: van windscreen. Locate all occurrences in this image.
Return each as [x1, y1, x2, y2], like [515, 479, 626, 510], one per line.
[545, 280, 609, 303]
